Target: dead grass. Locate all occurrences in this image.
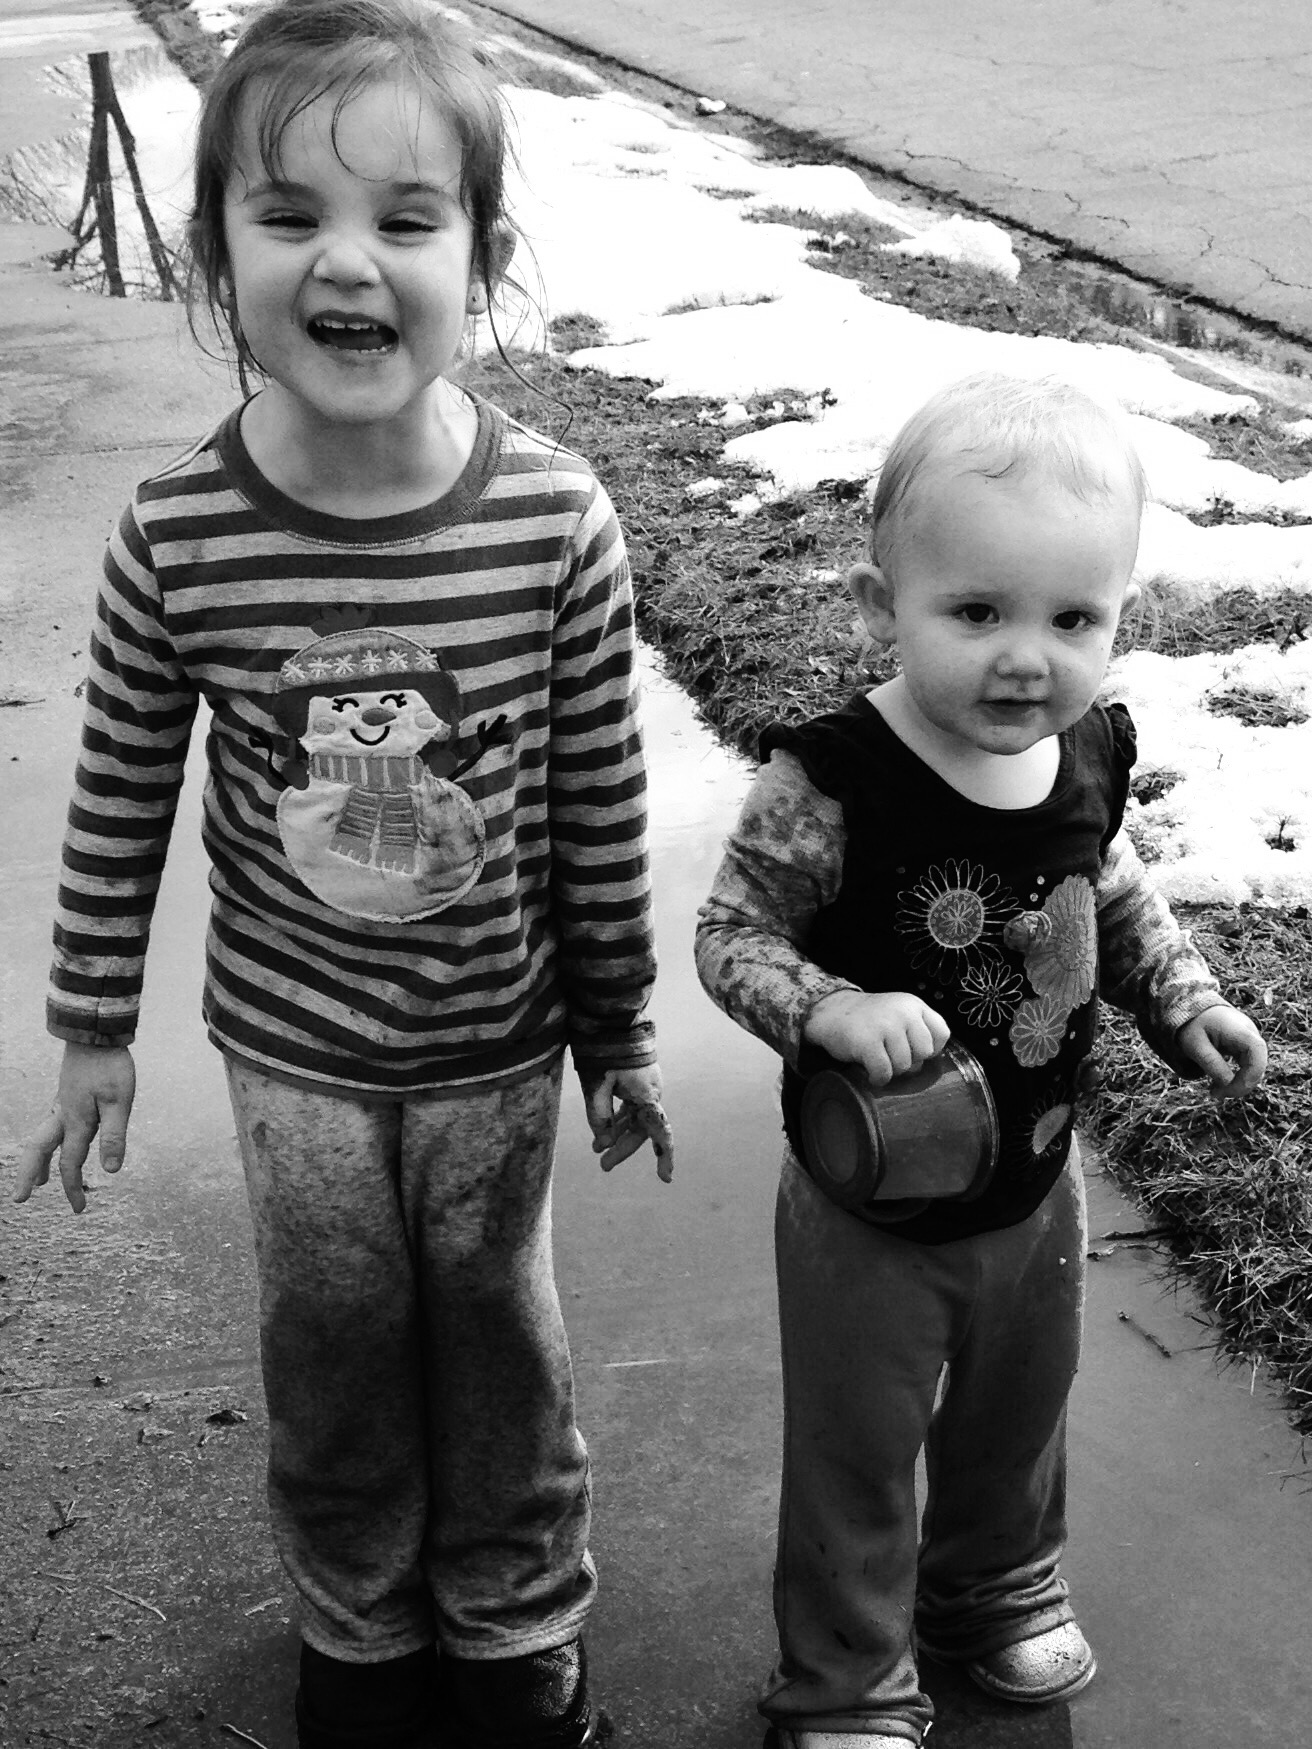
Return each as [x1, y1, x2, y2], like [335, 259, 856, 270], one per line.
[1091, 911, 1312, 1433]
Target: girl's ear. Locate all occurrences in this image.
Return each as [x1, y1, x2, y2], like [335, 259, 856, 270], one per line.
[848, 560, 897, 645]
[467, 225, 517, 314]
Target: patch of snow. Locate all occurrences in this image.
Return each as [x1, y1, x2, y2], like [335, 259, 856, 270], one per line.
[882, 214, 1021, 281]
[1109, 641, 1312, 902]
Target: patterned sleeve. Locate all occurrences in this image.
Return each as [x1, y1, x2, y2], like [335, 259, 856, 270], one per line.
[694, 749, 859, 1068]
[548, 478, 657, 1070]
[1096, 826, 1226, 1073]
[47, 500, 200, 1046]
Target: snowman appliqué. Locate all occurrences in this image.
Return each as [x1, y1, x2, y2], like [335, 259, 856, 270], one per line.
[263, 612, 506, 921]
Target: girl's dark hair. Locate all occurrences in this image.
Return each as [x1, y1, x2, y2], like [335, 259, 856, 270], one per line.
[186, 0, 518, 382]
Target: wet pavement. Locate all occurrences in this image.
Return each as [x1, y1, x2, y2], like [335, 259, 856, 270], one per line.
[3, 9, 1312, 1749]
[478, 0, 1312, 345]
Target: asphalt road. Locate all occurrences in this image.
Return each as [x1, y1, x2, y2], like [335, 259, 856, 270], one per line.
[478, 0, 1312, 344]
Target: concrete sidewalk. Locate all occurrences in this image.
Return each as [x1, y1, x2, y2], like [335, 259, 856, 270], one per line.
[479, 0, 1312, 344]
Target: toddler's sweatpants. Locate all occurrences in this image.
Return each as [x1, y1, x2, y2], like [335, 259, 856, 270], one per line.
[225, 1056, 594, 1665]
[761, 1143, 1087, 1741]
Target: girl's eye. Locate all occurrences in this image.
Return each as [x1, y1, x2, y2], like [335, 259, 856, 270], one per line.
[331, 697, 358, 714]
[958, 603, 996, 625]
[1053, 610, 1092, 631]
[382, 216, 440, 236]
[258, 210, 315, 232]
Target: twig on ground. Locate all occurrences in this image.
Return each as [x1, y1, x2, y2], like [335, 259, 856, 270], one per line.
[1118, 1311, 1175, 1360]
[221, 1725, 272, 1749]
[100, 1581, 165, 1621]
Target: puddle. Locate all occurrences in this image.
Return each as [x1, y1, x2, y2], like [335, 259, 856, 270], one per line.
[1065, 259, 1312, 411]
[0, 44, 198, 298]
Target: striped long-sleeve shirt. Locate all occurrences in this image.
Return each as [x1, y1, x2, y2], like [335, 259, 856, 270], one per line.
[48, 397, 657, 1094]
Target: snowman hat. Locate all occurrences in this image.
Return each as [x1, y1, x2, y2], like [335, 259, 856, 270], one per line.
[274, 627, 462, 733]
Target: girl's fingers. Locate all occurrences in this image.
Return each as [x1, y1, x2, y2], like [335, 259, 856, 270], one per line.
[630, 1099, 674, 1183]
[12, 1111, 63, 1204]
[595, 1099, 674, 1180]
[56, 1117, 93, 1215]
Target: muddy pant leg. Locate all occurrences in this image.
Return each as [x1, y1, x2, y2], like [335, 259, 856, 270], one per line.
[761, 1153, 948, 1742]
[915, 1147, 1088, 1659]
[401, 1062, 596, 1659]
[226, 1060, 433, 1661]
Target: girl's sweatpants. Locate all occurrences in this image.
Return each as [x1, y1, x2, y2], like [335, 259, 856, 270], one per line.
[761, 1143, 1087, 1742]
[225, 1056, 595, 1665]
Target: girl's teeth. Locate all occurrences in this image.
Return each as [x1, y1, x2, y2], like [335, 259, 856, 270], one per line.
[310, 317, 394, 352]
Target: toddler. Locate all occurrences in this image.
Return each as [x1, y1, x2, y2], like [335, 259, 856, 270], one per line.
[15, 3, 671, 1745]
[695, 373, 1265, 1746]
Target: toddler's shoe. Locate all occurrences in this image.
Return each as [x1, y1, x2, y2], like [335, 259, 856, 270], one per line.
[442, 1638, 610, 1749]
[963, 1621, 1096, 1704]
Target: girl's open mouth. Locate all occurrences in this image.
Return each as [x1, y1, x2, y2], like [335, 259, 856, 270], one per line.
[308, 316, 397, 353]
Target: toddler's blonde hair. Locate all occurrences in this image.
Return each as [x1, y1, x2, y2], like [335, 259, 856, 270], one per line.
[869, 372, 1148, 575]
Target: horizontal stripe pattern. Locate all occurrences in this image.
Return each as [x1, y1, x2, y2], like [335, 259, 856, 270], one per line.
[48, 400, 656, 1092]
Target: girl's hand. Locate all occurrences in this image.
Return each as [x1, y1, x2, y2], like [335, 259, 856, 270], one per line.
[1177, 1007, 1268, 1100]
[12, 1044, 136, 1214]
[804, 989, 951, 1088]
[580, 1065, 674, 1182]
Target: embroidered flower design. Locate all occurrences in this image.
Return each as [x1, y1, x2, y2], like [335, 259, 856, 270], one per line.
[1010, 995, 1068, 1068]
[897, 861, 1017, 980]
[1022, 874, 1097, 1011]
[958, 957, 1025, 1029]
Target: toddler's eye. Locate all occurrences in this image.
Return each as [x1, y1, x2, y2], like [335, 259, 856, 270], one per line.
[958, 603, 996, 625]
[1053, 610, 1092, 631]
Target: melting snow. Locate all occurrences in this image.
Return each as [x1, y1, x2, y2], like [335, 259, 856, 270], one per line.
[496, 79, 1312, 903]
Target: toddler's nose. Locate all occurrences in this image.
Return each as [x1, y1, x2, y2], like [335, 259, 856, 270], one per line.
[359, 706, 395, 726]
[995, 637, 1047, 678]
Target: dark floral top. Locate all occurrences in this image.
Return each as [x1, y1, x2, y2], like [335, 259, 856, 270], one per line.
[696, 695, 1227, 1241]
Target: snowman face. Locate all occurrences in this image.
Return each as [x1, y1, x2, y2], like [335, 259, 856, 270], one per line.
[301, 687, 448, 758]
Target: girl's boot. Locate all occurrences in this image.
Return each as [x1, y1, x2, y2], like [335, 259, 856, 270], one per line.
[442, 1638, 609, 1748]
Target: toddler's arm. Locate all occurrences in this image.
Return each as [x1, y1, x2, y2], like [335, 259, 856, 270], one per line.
[803, 988, 951, 1087]
[1175, 1007, 1267, 1100]
[1097, 828, 1266, 1096]
[13, 1043, 136, 1213]
[696, 751, 948, 1078]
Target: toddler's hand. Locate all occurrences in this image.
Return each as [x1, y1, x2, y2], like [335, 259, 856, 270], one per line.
[804, 989, 950, 1088]
[581, 1064, 674, 1182]
[13, 1043, 136, 1214]
[1177, 1006, 1267, 1100]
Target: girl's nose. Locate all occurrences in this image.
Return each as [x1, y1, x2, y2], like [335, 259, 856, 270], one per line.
[311, 232, 381, 287]
[359, 706, 395, 726]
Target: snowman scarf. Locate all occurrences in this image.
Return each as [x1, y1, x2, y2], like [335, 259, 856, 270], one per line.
[311, 750, 426, 874]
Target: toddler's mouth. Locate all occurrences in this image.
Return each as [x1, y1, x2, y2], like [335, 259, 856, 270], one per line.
[308, 316, 397, 353]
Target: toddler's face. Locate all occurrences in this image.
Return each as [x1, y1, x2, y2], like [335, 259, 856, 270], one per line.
[867, 462, 1140, 757]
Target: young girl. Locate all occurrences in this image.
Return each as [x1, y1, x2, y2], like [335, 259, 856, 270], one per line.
[15, 3, 671, 1745]
[695, 375, 1266, 1746]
